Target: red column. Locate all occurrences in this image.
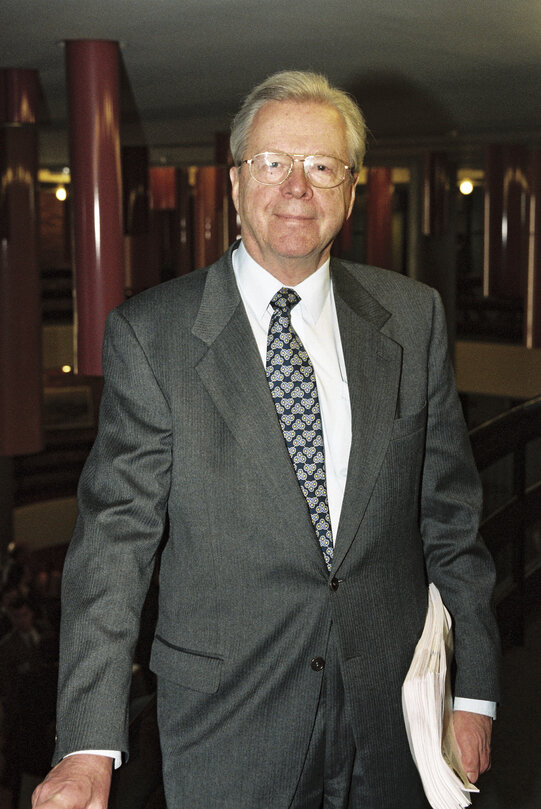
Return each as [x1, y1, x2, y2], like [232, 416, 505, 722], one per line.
[149, 166, 176, 210]
[193, 166, 228, 270]
[175, 167, 194, 276]
[419, 152, 457, 350]
[366, 167, 393, 269]
[65, 40, 125, 376]
[423, 152, 450, 238]
[0, 68, 43, 456]
[149, 166, 176, 282]
[526, 150, 541, 348]
[484, 145, 529, 300]
[123, 145, 153, 295]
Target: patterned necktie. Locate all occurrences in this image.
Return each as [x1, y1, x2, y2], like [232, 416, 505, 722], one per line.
[266, 287, 333, 571]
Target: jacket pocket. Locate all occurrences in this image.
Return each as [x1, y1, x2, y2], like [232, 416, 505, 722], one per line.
[391, 402, 427, 440]
[150, 635, 224, 693]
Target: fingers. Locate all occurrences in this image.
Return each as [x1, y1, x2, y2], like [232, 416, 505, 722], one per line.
[452, 710, 492, 783]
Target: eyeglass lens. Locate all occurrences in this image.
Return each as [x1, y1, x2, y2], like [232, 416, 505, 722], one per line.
[249, 153, 347, 188]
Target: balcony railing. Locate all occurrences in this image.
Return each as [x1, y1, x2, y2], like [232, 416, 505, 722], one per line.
[469, 395, 541, 644]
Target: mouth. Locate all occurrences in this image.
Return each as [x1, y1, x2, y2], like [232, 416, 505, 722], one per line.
[274, 212, 314, 223]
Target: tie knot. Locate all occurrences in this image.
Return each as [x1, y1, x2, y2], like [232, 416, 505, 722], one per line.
[270, 287, 300, 314]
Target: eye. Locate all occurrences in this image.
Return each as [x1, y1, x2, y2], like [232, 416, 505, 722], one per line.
[264, 154, 287, 170]
[307, 156, 340, 176]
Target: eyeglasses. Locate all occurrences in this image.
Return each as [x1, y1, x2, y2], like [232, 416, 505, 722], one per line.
[240, 152, 354, 189]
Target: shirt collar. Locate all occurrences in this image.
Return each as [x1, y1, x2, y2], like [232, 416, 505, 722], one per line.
[233, 240, 331, 326]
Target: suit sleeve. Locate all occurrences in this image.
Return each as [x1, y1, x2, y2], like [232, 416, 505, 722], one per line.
[53, 308, 172, 763]
[420, 290, 501, 703]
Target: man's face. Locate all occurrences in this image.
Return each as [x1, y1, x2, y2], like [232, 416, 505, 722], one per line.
[230, 100, 357, 283]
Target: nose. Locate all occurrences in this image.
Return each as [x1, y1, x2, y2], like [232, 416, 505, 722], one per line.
[281, 159, 313, 198]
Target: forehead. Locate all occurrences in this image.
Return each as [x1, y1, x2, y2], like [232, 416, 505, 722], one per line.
[246, 100, 348, 158]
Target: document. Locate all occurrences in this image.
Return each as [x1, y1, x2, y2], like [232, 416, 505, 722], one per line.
[402, 583, 479, 809]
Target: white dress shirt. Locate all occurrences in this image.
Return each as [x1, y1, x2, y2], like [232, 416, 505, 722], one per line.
[232, 240, 350, 541]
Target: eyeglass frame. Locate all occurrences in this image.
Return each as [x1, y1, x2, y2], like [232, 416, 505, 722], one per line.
[239, 151, 356, 189]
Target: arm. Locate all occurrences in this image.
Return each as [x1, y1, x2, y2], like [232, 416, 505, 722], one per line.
[53, 308, 172, 761]
[420, 291, 501, 772]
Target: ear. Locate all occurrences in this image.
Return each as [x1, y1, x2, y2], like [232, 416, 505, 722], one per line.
[345, 174, 358, 221]
[229, 165, 240, 214]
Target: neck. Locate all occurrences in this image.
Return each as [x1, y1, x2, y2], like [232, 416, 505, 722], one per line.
[243, 246, 330, 287]
[267, 265, 318, 287]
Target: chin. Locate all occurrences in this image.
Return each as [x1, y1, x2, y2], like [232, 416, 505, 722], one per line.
[272, 237, 319, 257]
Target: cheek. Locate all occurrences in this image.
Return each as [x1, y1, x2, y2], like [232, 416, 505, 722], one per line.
[244, 188, 274, 221]
[318, 189, 351, 222]
[237, 192, 270, 239]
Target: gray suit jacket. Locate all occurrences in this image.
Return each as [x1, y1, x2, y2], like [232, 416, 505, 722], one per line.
[54, 245, 500, 808]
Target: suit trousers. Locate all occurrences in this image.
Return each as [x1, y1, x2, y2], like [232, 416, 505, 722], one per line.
[290, 626, 357, 809]
[291, 627, 430, 809]
[290, 628, 356, 809]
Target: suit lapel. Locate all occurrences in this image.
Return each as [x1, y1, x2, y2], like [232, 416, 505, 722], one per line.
[331, 260, 403, 573]
[192, 250, 325, 572]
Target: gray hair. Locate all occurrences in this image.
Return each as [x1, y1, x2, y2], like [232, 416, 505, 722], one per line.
[230, 70, 367, 171]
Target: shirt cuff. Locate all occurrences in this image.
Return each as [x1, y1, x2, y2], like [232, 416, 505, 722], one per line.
[65, 750, 122, 769]
[453, 697, 497, 719]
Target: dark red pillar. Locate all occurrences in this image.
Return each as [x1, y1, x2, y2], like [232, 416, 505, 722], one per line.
[193, 166, 228, 270]
[0, 68, 43, 456]
[484, 145, 529, 300]
[65, 40, 125, 376]
[149, 166, 177, 282]
[123, 145, 153, 296]
[423, 152, 450, 238]
[149, 166, 176, 210]
[526, 150, 541, 348]
[366, 167, 393, 270]
[175, 168, 194, 276]
[420, 152, 457, 350]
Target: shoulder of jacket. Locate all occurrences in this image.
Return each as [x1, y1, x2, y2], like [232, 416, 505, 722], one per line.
[332, 259, 439, 319]
[334, 258, 435, 298]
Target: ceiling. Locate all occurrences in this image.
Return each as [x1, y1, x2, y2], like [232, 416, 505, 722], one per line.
[2, 0, 541, 168]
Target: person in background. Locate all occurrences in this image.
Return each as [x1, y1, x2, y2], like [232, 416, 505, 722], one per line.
[0, 597, 58, 802]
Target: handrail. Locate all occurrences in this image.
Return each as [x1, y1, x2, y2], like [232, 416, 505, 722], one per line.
[469, 395, 541, 644]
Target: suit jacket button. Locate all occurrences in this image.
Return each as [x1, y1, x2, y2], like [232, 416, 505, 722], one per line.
[311, 656, 325, 671]
[329, 577, 340, 591]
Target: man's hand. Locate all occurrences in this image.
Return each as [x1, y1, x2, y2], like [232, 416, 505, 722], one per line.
[452, 710, 492, 783]
[31, 753, 113, 808]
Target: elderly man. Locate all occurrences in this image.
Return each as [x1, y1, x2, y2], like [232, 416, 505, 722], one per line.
[33, 71, 500, 809]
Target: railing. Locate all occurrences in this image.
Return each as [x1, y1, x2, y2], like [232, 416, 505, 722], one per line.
[13, 374, 102, 507]
[469, 395, 541, 645]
